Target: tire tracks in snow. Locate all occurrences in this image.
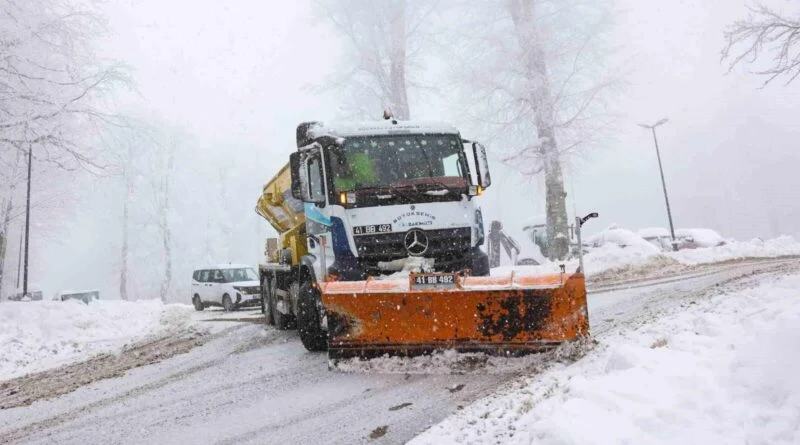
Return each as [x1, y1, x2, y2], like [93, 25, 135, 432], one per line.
[589, 258, 800, 338]
[0, 324, 289, 444]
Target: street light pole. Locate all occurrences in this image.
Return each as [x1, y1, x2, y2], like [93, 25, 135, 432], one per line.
[16, 227, 23, 289]
[23, 140, 32, 297]
[638, 118, 678, 251]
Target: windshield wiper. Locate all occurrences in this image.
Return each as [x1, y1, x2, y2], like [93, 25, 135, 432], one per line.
[386, 184, 416, 202]
[349, 184, 415, 203]
[415, 138, 436, 178]
[422, 177, 462, 199]
[413, 137, 463, 198]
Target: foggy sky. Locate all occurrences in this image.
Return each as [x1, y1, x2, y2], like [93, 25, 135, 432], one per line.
[13, 0, 800, 300]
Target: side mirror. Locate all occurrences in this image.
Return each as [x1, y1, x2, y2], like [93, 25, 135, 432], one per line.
[289, 150, 326, 204]
[472, 142, 491, 189]
[296, 121, 322, 148]
[290, 152, 304, 200]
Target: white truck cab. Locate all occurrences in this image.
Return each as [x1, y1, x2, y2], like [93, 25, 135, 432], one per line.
[290, 118, 493, 284]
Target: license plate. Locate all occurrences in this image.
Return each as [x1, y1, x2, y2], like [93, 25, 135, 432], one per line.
[353, 224, 392, 236]
[411, 273, 457, 290]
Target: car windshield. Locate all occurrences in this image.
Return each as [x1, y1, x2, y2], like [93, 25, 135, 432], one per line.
[222, 268, 258, 282]
[329, 134, 468, 192]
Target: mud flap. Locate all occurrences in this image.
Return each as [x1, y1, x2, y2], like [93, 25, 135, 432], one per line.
[322, 271, 589, 360]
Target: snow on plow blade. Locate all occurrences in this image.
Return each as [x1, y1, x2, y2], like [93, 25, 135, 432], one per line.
[321, 271, 589, 360]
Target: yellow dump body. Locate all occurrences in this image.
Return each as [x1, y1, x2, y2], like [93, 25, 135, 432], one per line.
[255, 162, 308, 265]
[321, 271, 589, 359]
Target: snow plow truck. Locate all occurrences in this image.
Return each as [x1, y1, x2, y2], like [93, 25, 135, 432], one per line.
[255, 114, 593, 363]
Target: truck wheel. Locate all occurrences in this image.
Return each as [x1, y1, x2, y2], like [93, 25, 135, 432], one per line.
[192, 294, 204, 311]
[297, 281, 328, 352]
[222, 294, 234, 312]
[274, 280, 294, 330]
[469, 247, 490, 277]
[261, 275, 274, 325]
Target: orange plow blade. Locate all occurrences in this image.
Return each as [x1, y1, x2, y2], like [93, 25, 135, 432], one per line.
[321, 271, 589, 360]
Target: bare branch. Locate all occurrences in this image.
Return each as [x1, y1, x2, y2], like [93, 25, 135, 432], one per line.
[722, 4, 800, 86]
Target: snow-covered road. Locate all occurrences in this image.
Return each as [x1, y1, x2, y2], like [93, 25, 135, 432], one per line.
[1, 258, 797, 445]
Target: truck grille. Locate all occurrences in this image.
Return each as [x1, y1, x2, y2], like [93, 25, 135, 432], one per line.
[354, 228, 472, 262]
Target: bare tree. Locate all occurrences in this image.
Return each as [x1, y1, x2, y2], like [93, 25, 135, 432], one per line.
[115, 134, 140, 302]
[148, 139, 175, 303]
[0, 0, 128, 294]
[0, 0, 129, 173]
[450, 0, 619, 260]
[312, 0, 439, 119]
[722, 4, 800, 85]
[0, 147, 23, 292]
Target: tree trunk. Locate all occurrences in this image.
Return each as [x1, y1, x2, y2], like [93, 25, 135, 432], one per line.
[0, 147, 22, 292]
[509, 0, 570, 260]
[389, 0, 410, 119]
[158, 149, 174, 303]
[159, 214, 172, 303]
[541, 134, 569, 261]
[119, 181, 130, 301]
[0, 202, 11, 294]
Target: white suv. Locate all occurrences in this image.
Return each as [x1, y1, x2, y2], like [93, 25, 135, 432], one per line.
[191, 264, 261, 312]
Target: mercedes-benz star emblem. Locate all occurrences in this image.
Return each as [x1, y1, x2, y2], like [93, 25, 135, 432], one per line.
[404, 229, 429, 256]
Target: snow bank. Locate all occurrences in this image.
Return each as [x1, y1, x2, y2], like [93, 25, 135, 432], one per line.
[411, 273, 800, 445]
[492, 235, 800, 280]
[491, 241, 664, 278]
[670, 235, 800, 265]
[0, 299, 197, 381]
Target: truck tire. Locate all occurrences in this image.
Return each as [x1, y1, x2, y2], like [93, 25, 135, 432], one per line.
[297, 280, 328, 352]
[274, 281, 294, 330]
[473, 252, 490, 276]
[261, 275, 274, 325]
[466, 247, 490, 277]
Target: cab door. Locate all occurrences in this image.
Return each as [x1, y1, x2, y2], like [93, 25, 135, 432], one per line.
[303, 151, 334, 283]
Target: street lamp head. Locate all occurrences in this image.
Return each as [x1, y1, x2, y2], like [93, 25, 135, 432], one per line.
[638, 118, 669, 129]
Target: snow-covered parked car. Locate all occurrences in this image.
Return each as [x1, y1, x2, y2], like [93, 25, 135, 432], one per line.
[7, 284, 43, 301]
[586, 227, 660, 254]
[637, 227, 727, 251]
[637, 227, 675, 252]
[55, 290, 100, 304]
[191, 264, 261, 312]
[675, 228, 728, 249]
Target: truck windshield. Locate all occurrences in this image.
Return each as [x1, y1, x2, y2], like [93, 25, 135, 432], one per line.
[329, 134, 468, 192]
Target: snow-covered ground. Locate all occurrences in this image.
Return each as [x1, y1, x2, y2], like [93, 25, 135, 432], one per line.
[0, 299, 200, 381]
[411, 272, 800, 445]
[494, 235, 800, 278]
